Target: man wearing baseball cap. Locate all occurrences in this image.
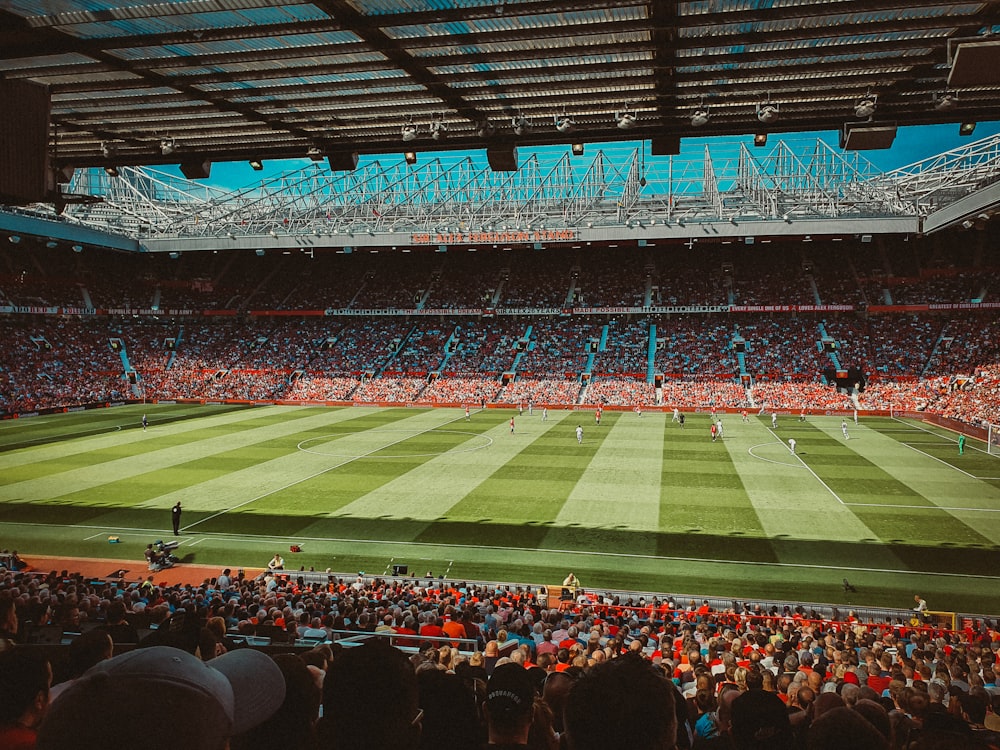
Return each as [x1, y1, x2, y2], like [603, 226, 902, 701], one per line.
[485, 662, 537, 748]
[37, 645, 286, 750]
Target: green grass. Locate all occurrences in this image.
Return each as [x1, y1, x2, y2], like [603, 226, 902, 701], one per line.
[2, 403, 999, 614]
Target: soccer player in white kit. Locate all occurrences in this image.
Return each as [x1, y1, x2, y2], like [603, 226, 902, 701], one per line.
[576, 424, 583, 444]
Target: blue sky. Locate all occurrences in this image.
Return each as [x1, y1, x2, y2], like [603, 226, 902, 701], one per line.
[169, 121, 1000, 193]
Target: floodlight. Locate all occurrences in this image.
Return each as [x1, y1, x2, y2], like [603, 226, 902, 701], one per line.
[959, 121, 976, 136]
[854, 93, 877, 119]
[249, 159, 264, 171]
[307, 146, 323, 161]
[160, 137, 177, 156]
[754, 133, 768, 147]
[571, 143, 585, 156]
[512, 114, 531, 136]
[554, 113, 575, 134]
[690, 105, 710, 127]
[615, 107, 637, 130]
[933, 92, 958, 111]
[104, 165, 120, 177]
[430, 118, 447, 141]
[72, 245, 83, 252]
[8, 235, 21, 244]
[756, 102, 779, 124]
[401, 120, 418, 142]
[404, 151, 417, 165]
[477, 119, 495, 138]
[100, 141, 116, 159]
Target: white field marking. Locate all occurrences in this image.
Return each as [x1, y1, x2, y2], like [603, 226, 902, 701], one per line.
[297, 429, 493, 459]
[900, 441, 985, 481]
[83, 531, 107, 540]
[891, 416, 998, 459]
[764, 426, 847, 506]
[834, 501, 1000, 512]
[0, 416, 65, 431]
[184, 409, 476, 531]
[186, 538, 205, 546]
[11, 518, 998, 582]
[747, 442, 806, 468]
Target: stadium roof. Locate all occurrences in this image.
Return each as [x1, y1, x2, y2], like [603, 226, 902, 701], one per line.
[3, 0, 1000, 171]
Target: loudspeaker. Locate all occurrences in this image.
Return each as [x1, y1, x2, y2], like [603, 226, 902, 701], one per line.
[180, 160, 212, 179]
[840, 123, 897, 151]
[487, 146, 518, 172]
[0, 79, 50, 205]
[326, 151, 359, 172]
[651, 135, 680, 156]
[392, 564, 408, 576]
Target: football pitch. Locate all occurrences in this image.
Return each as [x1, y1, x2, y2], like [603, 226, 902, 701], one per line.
[2, 403, 999, 614]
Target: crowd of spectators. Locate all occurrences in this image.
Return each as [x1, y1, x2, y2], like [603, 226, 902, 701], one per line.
[4, 562, 1000, 749]
[4, 311, 1000, 428]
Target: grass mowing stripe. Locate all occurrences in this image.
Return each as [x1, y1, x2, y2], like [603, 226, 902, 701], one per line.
[656, 414, 772, 561]
[414, 410, 617, 552]
[0, 407, 336, 489]
[317, 408, 568, 523]
[725, 419, 910, 571]
[0, 404, 293, 474]
[551, 412, 664, 541]
[0, 406, 361, 504]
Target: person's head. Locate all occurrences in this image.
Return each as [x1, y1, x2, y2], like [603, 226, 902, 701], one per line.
[319, 638, 421, 750]
[806, 706, 889, 750]
[564, 654, 677, 750]
[730, 689, 794, 750]
[38, 645, 284, 750]
[0, 597, 17, 635]
[416, 668, 484, 750]
[230, 653, 321, 750]
[64, 628, 113, 679]
[0, 649, 51, 728]
[484, 662, 536, 743]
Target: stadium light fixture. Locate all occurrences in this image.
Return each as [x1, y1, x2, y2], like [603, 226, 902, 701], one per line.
[249, 159, 264, 171]
[512, 114, 532, 136]
[615, 106, 637, 130]
[401, 119, 418, 142]
[104, 165, 120, 177]
[404, 151, 417, 165]
[571, 143, 585, 156]
[8, 235, 21, 244]
[307, 146, 323, 161]
[959, 121, 976, 136]
[100, 141, 116, 159]
[160, 137, 177, 156]
[554, 111, 575, 134]
[429, 116, 447, 141]
[754, 133, 768, 147]
[476, 119, 495, 138]
[756, 100, 779, 124]
[854, 92, 877, 119]
[690, 99, 710, 127]
[933, 92, 958, 111]
[72, 244, 83, 252]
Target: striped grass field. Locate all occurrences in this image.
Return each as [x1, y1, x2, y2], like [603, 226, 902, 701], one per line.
[1, 403, 999, 613]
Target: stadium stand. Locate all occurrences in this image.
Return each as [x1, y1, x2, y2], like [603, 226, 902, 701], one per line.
[3, 561, 1000, 750]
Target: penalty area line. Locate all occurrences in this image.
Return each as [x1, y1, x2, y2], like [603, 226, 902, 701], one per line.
[900, 441, 985, 481]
